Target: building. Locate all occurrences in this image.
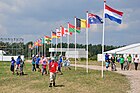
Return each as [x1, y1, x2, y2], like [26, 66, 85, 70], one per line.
[97, 43, 140, 61]
[49, 48, 86, 58]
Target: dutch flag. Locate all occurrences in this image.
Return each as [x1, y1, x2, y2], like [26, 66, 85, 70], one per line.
[105, 4, 123, 24]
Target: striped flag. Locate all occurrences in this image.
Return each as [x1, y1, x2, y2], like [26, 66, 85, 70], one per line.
[105, 4, 123, 24]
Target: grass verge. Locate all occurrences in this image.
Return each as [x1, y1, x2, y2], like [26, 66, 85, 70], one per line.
[0, 61, 130, 93]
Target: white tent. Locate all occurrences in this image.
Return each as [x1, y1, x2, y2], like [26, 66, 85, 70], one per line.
[105, 43, 140, 55]
[98, 43, 140, 61]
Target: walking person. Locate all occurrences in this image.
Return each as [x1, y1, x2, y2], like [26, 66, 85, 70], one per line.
[119, 55, 125, 70]
[110, 54, 117, 71]
[10, 57, 16, 75]
[20, 59, 25, 75]
[15, 55, 21, 75]
[40, 56, 48, 75]
[58, 55, 63, 75]
[105, 53, 110, 71]
[133, 54, 139, 70]
[49, 57, 58, 87]
[127, 54, 132, 70]
[32, 55, 36, 71]
[35, 55, 41, 72]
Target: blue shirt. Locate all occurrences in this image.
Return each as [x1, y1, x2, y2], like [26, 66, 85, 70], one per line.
[105, 54, 109, 61]
[16, 58, 21, 65]
[58, 57, 62, 67]
[36, 57, 40, 64]
[11, 59, 16, 66]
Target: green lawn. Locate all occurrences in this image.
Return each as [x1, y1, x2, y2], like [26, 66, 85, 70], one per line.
[0, 61, 130, 93]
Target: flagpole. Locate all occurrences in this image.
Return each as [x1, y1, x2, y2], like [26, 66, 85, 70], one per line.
[86, 11, 89, 73]
[51, 32, 53, 57]
[44, 43, 46, 57]
[74, 17, 77, 71]
[60, 26, 62, 55]
[102, 0, 106, 78]
[42, 41, 44, 56]
[67, 22, 70, 58]
[56, 29, 58, 54]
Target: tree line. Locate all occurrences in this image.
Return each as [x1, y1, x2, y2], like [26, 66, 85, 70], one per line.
[0, 41, 120, 60]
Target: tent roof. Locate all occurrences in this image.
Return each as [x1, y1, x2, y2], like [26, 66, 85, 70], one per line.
[105, 43, 140, 54]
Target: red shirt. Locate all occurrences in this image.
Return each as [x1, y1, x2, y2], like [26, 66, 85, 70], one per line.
[49, 61, 58, 73]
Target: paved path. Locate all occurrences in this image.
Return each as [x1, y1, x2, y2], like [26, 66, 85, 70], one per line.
[71, 64, 140, 93]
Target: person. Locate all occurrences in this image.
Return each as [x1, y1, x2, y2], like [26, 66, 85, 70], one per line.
[58, 55, 63, 75]
[63, 57, 71, 70]
[40, 56, 48, 75]
[119, 55, 125, 70]
[20, 59, 25, 75]
[105, 53, 110, 71]
[110, 54, 117, 71]
[35, 55, 41, 72]
[49, 57, 58, 87]
[127, 54, 132, 70]
[133, 54, 139, 70]
[10, 57, 16, 75]
[15, 55, 21, 75]
[32, 55, 36, 71]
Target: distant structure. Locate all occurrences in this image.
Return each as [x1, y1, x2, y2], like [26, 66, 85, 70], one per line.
[97, 43, 140, 61]
[49, 48, 86, 58]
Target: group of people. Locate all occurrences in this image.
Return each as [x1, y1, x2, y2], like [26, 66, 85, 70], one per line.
[10, 56, 24, 75]
[31, 54, 71, 87]
[105, 53, 140, 71]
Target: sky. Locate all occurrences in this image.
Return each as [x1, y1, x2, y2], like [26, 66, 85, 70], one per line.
[0, 0, 139, 46]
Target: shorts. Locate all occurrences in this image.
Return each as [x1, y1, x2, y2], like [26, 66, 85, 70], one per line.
[50, 72, 56, 82]
[128, 61, 131, 63]
[10, 65, 14, 71]
[36, 64, 39, 68]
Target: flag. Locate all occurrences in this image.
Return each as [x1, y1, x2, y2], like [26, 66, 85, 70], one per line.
[105, 4, 123, 24]
[61, 26, 71, 37]
[44, 36, 52, 44]
[76, 18, 87, 28]
[37, 39, 42, 46]
[68, 23, 80, 33]
[88, 13, 103, 24]
[52, 31, 57, 38]
[41, 38, 45, 44]
[56, 29, 61, 38]
[60, 26, 66, 37]
[64, 28, 72, 36]
[81, 19, 87, 28]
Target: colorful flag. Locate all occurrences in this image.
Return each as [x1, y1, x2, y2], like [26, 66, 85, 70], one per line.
[68, 23, 80, 33]
[44, 36, 52, 44]
[56, 29, 61, 38]
[88, 13, 103, 24]
[76, 18, 87, 28]
[52, 31, 57, 38]
[105, 4, 123, 24]
[64, 28, 72, 36]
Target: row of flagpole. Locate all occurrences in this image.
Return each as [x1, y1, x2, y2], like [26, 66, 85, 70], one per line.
[32, 0, 123, 77]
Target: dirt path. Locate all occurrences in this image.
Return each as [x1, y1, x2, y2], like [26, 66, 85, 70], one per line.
[71, 64, 140, 93]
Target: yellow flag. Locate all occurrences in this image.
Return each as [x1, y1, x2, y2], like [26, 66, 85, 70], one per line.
[81, 19, 86, 28]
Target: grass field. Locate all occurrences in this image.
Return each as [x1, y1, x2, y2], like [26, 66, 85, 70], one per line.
[0, 61, 130, 93]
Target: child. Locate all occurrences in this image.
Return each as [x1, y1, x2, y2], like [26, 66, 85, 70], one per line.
[49, 57, 58, 87]
[41, 56, 47, 75]
[10, 57, 16, 75]
[32, 55, 36, 71]
[20, 59, 25, 75]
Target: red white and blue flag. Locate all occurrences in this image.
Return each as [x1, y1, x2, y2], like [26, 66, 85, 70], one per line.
[105, 4, 123, 24]
[88, 13, 103, 24]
